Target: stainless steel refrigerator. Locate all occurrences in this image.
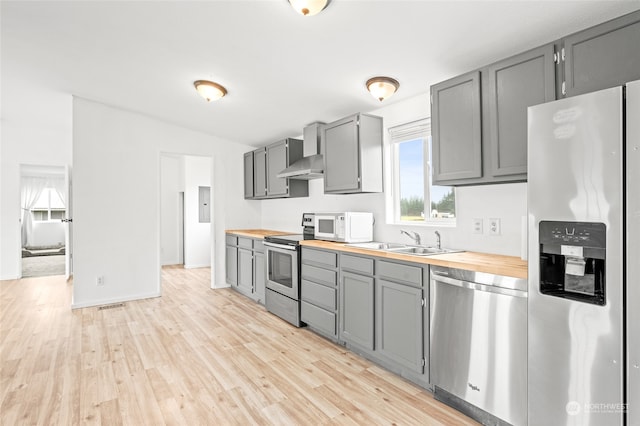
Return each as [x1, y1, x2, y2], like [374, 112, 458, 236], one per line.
[527, 80, 639, 425]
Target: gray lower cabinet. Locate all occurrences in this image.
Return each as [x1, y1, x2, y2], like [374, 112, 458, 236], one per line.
[322, 113, 383, 194]
[339, 254, 375, 350]
[375, 257, 426, 377]
[333, 252, 430, 388]
[562, 10, 640, 97]
[300, 247, 339, 341]
[377, 259, 427, 381]
[237, 247, 253, 295]
[225, 235, 267, 304]
[225, 235, 238, 286]
[376, 279, 423, 372]
[253, 249, 265, 302]
[340, 270, 375, 350]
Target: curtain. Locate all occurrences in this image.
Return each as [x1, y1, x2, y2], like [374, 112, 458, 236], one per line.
[50, 176, 65, 207]
[21, 176, 48, 247]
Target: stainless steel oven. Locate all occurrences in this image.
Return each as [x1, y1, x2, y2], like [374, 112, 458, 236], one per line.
[264, 237, 302, 327]
[263, 213, 315, 327]
[264, 241, 299, 300]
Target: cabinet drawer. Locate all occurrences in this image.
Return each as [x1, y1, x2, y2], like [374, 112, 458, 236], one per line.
[238, 237, 253, 249]
[301, 301, 336, 337]
[253, 240, 265, 253]
[265, 289, 300, 326]
[301, 279, 336, 311]
[341, 254, 374, 275]
[302, 248, 337, 268]
[301, 265, 337, 288]
[377, 260, 422, 287]
[225, 235, 238, 246]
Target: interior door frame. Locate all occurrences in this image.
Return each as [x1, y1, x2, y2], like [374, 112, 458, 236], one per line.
[158, 152, 213, 290]
[64, 165, 73, 281]
[18, 163, 70, 279]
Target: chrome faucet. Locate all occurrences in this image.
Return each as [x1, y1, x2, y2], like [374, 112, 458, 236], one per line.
[400, 229, 421, 246]
[435, 230, 441, 249]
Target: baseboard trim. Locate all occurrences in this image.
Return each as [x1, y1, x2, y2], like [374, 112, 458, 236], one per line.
[71, 291, 161, 310]
[183, 264, 210, 269]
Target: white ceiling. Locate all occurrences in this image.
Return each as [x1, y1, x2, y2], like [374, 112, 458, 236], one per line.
[2, 1, 639, 147]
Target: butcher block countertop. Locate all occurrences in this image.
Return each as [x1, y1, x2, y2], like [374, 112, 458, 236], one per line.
[299, 239, 528, 279]
[225, 229, 527, 279]
[226, 229, 293, 239]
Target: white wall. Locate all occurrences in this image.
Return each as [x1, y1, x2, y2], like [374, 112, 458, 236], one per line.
[259, 93, 528, 257]
[72, 98, 257, 308]
[183, 155, 211, 269]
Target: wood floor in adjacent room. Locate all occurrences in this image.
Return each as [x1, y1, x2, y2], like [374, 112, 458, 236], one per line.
[0, 266, 478, 425]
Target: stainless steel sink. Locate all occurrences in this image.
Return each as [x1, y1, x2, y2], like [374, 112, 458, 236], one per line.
[386, 246, 463, 255]
[345, 242, 463, 256]
[346, 242, 409, 250]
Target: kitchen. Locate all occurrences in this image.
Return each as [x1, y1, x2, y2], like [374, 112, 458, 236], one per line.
[2, 1, 640, 425]
[227, 6, 640, 425]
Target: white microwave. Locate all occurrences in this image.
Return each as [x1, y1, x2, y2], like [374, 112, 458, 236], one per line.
[314, 212, 374, 243]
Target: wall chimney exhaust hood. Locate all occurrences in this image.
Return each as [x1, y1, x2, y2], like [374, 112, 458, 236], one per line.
[277, 122, 325, 180]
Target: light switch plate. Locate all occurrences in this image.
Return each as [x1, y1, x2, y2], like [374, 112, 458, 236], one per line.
[473, 218, 483, 234]
[489, 218, 501, 235]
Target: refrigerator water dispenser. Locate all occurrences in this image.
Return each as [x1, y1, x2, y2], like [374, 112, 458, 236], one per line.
[538, 221, 606, 305]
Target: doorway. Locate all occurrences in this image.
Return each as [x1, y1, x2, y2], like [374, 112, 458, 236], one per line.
[160, 154, 212, 286]
[19, 164, 69, 278]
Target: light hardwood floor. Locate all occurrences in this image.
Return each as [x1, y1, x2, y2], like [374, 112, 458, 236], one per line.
[1, 266, 479, 425]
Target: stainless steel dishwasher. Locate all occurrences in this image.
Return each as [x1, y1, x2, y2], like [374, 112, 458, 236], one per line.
[430, 265, 527, 426]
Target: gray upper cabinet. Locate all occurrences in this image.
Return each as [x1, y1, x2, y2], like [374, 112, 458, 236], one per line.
[323, 113, 383, 194]
[431, 71, 483, 184]
[563, 10, 640, 98]
[486, 44, 556, 179]
[253, 147, 267, 198]
[431, 45, 556, 185]
[430, 10, 640, 186]
[245, 138, 308, 199]
[266, 140, 289, 197]
[243, 151, 254, 199]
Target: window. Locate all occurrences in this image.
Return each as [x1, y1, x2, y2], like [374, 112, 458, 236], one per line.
[389, 118, 455, 225]
[31, 188, 65, 222]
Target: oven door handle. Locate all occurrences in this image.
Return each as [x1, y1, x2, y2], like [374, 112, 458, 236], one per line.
[263, 242, 297, 251]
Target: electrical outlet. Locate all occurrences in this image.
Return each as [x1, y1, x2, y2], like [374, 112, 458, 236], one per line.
[489, 218, 501, 235]
[96, 276, 104, 286]
[472, 218, 483, 234]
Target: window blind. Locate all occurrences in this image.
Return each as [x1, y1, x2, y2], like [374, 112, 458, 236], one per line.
[388, 118, 430, 143]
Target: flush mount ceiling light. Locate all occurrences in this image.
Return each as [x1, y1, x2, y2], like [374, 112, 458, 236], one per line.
[288, 0, 330, 16]
[194, 80, 227, 102]
[366, 76, 400, 102]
